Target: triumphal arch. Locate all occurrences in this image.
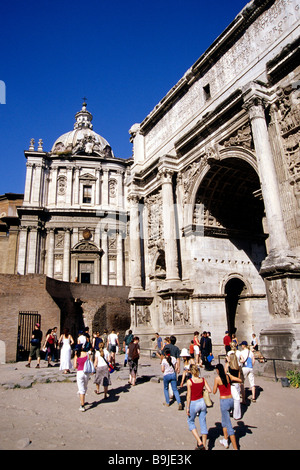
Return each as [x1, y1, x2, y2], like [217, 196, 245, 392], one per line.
[127, 0, 300, 359]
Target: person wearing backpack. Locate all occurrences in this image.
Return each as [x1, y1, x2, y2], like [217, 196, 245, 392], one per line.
[240, 341, 256, 403]
[127, 336, 140, 386]
[161, 347, 183, 410]
[123, 329, 133, 367]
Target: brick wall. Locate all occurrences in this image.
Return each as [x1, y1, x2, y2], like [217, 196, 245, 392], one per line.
[0, 274, 60, 362]
[0, 274, 131, 363]
[46, 277, 131, 346]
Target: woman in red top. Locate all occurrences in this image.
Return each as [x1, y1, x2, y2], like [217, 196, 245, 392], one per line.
[44, 329, 56, 368]
[213, 363, 242, 450]
[193, 331, 201, 365]
[186, 364, 212, 450]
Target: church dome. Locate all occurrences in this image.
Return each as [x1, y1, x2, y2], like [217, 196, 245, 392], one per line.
[51, 101, 114, 158]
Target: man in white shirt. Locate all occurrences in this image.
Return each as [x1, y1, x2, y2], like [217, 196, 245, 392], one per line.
[107, 329, 119, 367]
[77, 331, 86, 347]
[240, 341, 256, 403]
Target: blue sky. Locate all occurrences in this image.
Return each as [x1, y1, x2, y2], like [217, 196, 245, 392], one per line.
[0, 0, 248, 195]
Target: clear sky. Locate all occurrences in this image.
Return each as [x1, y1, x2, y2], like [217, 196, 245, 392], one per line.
[0, 0, 248, 195]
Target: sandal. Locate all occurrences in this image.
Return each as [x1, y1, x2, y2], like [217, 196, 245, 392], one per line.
[94, 390, 100, 395]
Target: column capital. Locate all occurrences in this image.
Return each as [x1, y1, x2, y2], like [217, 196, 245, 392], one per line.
[158, 168, 174, 184]
[242, 81, 272, 118]
[127, 193, 140, 204]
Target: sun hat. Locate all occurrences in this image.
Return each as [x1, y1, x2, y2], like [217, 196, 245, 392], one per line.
[180, 348, 190, 357]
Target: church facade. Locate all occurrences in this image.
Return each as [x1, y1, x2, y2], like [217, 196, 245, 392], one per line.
[4, 0, 300, 360]
[17, 102, 132, 286]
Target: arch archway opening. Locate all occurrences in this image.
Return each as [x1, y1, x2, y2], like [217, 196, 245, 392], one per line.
[225, 277, 246, 336]
[193, 157, 267, 270]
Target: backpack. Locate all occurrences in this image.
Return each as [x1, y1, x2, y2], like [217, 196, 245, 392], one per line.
[125, 334, 133, 346]
[129, 342, 139, 360]
[242, 350, 253, 368]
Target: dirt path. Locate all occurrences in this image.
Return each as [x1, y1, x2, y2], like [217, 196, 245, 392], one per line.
[0, 357, 299, 451]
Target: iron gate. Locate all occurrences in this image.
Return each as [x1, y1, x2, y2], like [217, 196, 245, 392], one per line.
[17, 311, 40, 361]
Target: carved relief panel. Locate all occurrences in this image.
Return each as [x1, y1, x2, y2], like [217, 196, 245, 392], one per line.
[272, 85, 300, 201]
[145, 190, 164, 277]
[161, 295, 191, 327]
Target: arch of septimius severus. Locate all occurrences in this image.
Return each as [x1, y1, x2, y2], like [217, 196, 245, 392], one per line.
[1, 0, 300, 363]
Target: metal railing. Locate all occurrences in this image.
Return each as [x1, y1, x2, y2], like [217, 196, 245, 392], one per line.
[217, 354, 299, 382]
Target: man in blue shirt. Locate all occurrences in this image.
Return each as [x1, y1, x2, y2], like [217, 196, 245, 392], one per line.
[155, 333, 163, 357]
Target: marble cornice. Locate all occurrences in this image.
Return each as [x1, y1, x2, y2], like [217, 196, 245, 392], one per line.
[174, 89, 243, 157]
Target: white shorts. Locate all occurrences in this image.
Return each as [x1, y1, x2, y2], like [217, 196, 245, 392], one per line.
[77, 370, 89, 395]
[194, 345, 200, 355]
[242, 367, 255, 387]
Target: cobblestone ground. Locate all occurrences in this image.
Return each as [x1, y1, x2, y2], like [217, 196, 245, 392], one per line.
[0, 355, 299, 452]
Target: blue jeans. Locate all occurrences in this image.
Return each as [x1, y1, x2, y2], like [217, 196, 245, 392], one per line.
[163, 373, 181, 405]
[187, 398, 208, 434]
[220, 398, 234, 436]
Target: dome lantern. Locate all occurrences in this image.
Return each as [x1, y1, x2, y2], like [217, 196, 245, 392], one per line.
[50, 100, 114, 158]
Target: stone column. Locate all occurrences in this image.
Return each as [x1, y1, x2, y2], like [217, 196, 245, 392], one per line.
[48, 165, 58, 206]
[17, 226, 28, 274]
[95, 166, 101, 206]
[65, 166, 73, 205]
[24, 163, 33, 203]
[243, 83, 300, 360]
[32, 164, 44, 205]
[63, 228, 71, 282]
[117, 170, 124, 208]
[116, 230, 124, 286]
[129, 194, 143, 289]
[159, 169, 180, 281]
[47, 228, 55, 278]
[101, 229, 109, 285]
[27, 227, 38, 273]
[102, 168, 109, 207]
[243, 83, 300, 275]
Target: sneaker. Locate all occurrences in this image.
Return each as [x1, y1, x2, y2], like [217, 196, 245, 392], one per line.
[79, 406, 85, 412]
[35, 364, 40, 368]
[220, 438, 229, 449]
[178, 403, 183, 410]
[195, 443, 205, 450]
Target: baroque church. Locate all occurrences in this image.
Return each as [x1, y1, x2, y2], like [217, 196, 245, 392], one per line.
[1, 0, 300, 363]
[17, 101, 131, 286]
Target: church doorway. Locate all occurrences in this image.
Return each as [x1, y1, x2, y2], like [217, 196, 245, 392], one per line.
[79, 261, 94, 283]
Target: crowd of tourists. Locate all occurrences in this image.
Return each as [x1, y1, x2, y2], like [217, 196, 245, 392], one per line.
[25, 323, 259, 450]
[152, 330, 259, 450]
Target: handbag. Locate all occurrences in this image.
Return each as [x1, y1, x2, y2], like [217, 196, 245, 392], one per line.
[203, 388, 213, 407]
[207, 354, 214, 363]
[83, 357, 95, 374]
